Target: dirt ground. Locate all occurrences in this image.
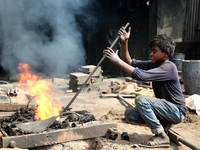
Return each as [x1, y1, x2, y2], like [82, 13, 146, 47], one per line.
[0, 77, 200, 150]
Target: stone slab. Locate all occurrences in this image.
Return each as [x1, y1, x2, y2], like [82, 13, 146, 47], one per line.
[2, 122, 117, 149]
[81, 65, 102, 77]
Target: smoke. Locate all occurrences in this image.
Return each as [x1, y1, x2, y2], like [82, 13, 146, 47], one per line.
[0, 0, 97, 78]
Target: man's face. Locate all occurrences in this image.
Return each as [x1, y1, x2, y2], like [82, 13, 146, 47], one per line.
[150, 46, 168, 65]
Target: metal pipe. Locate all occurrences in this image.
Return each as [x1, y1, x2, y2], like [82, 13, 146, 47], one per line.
[178, 138, 200, 150]
[168, 130, 200, 150]
[62, 22, 130, 112]
[0, 127, 8, 137]
[117, 94, 135, 108]
[100, 93, 136, 98]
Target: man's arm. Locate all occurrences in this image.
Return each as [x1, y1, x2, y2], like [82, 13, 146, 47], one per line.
[103, 48, 135, 75]
[121, 40, 132, 66]
[118, 27, 132, 66]
[117, 58, 135, 75]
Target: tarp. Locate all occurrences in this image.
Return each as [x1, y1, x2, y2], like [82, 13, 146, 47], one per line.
[185, 94, 200, 115]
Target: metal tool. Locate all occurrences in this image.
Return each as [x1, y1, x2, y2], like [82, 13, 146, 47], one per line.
[168, 129, 200, 150]
[99, 93, 136, 98]
[16, 111, 80, 133]
[16, 116, 57, 133]
[117, 94, 135, 107]
[62, 22, 130, 112]
[100, 93, 135, 107]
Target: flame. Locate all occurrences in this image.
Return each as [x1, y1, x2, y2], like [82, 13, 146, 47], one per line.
[17, 63, 62, 120]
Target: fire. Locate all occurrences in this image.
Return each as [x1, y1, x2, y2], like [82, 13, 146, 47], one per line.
[17, 63, 62, 120]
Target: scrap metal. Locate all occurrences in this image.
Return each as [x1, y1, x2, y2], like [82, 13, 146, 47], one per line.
[0, 106, 117, 149]
[168, 129, 200, 150]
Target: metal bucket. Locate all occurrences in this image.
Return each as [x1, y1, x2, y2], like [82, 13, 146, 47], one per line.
[182, 60, 200, 95]
[170, 53, 185, 81]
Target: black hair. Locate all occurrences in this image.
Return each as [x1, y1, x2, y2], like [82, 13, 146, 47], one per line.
[149, 34, 175, 58]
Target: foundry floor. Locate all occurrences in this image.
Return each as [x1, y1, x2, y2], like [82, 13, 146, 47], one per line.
[0, 77, 200, 150]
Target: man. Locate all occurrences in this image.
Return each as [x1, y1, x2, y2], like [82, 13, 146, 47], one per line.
[103, 27, 186, 147]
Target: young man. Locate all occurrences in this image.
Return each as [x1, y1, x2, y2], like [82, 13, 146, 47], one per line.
[103, 27, 186, 147]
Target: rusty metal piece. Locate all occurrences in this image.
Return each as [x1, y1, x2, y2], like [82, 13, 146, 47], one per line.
[100, 93, 136, 98]
[9, 140, 17, 148]
[2, 122, 117, 149]
[108, 127, 120, 134]
[0, 127, 8, 137]
[16, 116, 58, 133]
[121, 132, 130, 141]
[100, 93, 135, 108]
[16, 111, 82, 133]
[106, 127, 120, 141]
[168, 130, 200, 150]
[117, 94, 135, 108]
[88, 137, 103, 150]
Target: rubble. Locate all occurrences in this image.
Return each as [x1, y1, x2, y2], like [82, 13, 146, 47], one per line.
[0, 106, 117, 149]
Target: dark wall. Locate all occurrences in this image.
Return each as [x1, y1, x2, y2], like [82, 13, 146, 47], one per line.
[175, 42, 200, 60]
[183, 0, 200, 42]
[83, 0, 150, 77]
[157, 0, 186, 42]
[175, 0, 200, 61]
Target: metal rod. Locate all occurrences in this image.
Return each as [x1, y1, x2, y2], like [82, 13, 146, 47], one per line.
[178, 137, 200, 150]
[117, 94, 135, 107]
[100, 93, 136, 98]
[168, 130, 200, 150]
[62, 22, 130, 112]
[0, 127, 8, 137]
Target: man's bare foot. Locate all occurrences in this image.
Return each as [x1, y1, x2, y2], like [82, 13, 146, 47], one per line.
[139, 131, 170, 147]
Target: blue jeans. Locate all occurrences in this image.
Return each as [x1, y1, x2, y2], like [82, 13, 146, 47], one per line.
[124, 95, 185, 134]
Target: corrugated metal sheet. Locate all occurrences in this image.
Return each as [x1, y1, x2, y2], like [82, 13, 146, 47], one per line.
[183, 0, 200, 42]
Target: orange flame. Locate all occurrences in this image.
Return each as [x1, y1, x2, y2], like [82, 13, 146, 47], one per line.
[17, 63, 62, 120]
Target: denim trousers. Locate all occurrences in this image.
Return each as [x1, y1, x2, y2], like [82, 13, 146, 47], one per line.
[124, 95, 185, 134]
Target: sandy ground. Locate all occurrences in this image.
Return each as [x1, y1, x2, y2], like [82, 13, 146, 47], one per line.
[0, 77, 200, 150]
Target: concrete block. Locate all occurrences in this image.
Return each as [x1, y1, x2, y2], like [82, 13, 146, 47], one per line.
[81, 65, 102, 77]
[70, 72, 90, 85]
[69, 81, 90, 92]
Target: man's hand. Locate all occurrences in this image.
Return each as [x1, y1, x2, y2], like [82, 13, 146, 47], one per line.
[103, 47, 121, 65]
[118, 27, 131, 43]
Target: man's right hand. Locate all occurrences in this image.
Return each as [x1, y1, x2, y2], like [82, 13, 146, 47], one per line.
[118, 27, 131, 43]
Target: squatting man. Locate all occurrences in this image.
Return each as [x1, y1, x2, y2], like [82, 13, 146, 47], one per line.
[103, 26, 186, 147]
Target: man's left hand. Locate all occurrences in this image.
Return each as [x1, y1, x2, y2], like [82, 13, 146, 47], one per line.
[103, 47, 121, 65]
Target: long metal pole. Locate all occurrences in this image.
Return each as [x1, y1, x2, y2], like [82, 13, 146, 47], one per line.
[62, 22, 130, 112]
[168, 130, 200, 150]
